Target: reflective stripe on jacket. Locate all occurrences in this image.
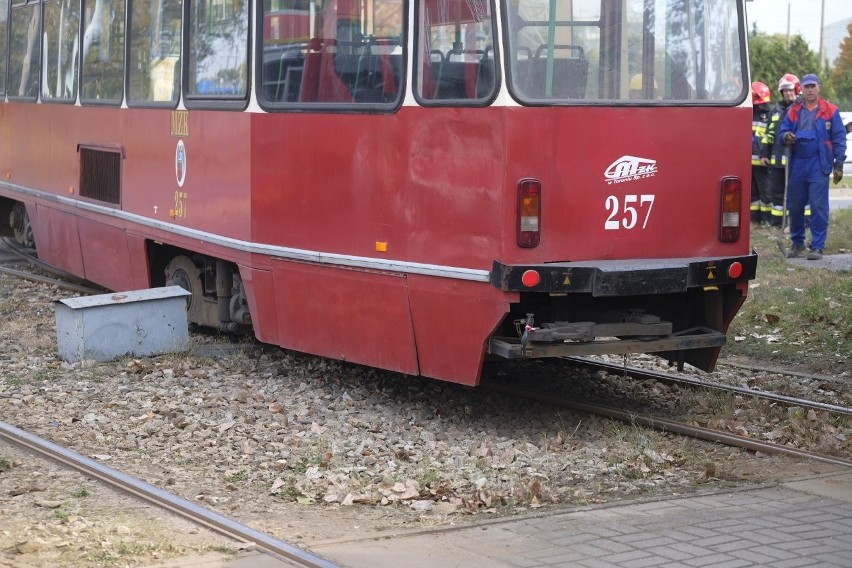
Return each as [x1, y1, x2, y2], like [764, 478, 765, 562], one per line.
[761, 101, 793, 167]
[752, 107, 771, 166]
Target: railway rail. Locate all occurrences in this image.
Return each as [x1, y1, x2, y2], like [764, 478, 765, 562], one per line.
[484, 357, 852, 470]
[0, 237, 105, 295]
[483, 381, 852, 469]
[0, 420, 340, 568]
[563, 356, 852, 417]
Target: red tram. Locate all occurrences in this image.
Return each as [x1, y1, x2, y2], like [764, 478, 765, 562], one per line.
[0, 0, 757, 384]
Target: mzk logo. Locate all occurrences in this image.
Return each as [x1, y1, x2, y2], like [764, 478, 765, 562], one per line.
[604, 155, 657, 184]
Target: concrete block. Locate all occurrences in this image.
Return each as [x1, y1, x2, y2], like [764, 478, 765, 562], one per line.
[55, 286, 192, 362]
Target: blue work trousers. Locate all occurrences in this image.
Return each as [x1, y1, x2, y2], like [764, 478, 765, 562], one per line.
[786, 174, 829, 251]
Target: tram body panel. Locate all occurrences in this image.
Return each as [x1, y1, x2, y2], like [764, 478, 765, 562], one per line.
[406, 274, 516, 385]
[77, 218, 137, 292]
[32, 206, 85, 276]
[270, 258, 420, 376]
[249, 108, 506, 267]
[499, 105, 753, 264]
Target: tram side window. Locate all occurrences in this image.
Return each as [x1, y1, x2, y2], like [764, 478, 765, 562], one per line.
[42, 0, 80, 101]
[415, 0, 498, 104]
[259, 0, 404, 107]
[186, 0, 248, 99]
[8, 1, 41, 99]
[128, 0, 182, 105]
[81, 0, 126, 103]
[0, 0, 8, 95]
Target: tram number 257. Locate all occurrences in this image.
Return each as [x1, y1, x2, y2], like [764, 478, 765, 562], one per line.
[173, 191, 188, 219]
[604, 194, 655, 230]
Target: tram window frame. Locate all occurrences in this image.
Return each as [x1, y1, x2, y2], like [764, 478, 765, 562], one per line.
[79, 0, 126, 106]
[413, 0, 500, 107]
[126, 0, 183, 108]
[0, 0, 10, 97]
[41, 0, 81, 103]
[7, 0, 41, 101]
[256, 0, 407, 113]
[183, 0, 250, 111]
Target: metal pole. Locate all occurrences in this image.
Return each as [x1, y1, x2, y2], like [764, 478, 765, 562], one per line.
[786, 2, 790, 47]
[819, 0, 825, 66]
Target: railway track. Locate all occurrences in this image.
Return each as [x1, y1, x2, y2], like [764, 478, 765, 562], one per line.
[0, 420, 341, 568]
[2, 236, 849, 566]
[2, 238, 341, 566]
[0, 237, 105, 295]
[483, 382, 852, 469]
[483, 357, 852, 469]
[563, 356, 852, 417]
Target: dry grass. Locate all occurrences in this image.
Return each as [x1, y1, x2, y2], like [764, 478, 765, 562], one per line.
[723, 208, 852, 374]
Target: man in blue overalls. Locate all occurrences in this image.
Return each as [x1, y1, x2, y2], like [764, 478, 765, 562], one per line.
[779, 74, 847, 260]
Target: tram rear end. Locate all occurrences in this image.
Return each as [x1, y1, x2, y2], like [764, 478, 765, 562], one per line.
[480, 0, 756, 372]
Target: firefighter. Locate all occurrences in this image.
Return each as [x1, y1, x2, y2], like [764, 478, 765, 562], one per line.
[750, 82, 772, 225]
[760, 74, 800, 228]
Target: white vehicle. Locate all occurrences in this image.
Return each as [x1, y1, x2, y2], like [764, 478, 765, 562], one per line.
[843, 112, 852, 176]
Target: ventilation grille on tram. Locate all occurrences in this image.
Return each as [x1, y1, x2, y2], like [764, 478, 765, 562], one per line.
[79, 147, 122, 205]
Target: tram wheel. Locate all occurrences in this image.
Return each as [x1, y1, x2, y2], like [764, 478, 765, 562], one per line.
[165, 255, 203, 325]
[11, 202, 34, 249]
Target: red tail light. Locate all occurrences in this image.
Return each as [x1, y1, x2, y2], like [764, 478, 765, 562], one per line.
[719, 176, 741, 242]
[517, 178, 541, 247]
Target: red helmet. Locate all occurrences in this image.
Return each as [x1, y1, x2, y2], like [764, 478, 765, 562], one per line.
[751, 81, 771, 105]
[777, 73, 801, 95]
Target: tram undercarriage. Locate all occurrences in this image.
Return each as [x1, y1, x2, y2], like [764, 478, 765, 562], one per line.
[488, 296, 732, 371]
[487, 256, 757, 372]
[163, 254, 253, 335]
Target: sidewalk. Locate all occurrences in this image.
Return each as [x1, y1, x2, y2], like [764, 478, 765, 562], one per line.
[190, 470, 852, 568]
[313, 470, 852, 568]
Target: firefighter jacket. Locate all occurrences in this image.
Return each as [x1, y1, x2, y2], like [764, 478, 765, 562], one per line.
[779, 98, 848, 175]
[760, 99, 795, 168]
[751, 104, 771, 166]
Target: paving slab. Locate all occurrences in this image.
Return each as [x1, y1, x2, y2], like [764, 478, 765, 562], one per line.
[312, 471, 852, 568]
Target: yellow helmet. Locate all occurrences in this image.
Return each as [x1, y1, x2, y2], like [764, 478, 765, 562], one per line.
[630, 74, 658, 90]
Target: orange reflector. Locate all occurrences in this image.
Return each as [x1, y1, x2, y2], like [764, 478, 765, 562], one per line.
[375, 241, 388, 252]
[727, 262, 743, 279]
[521, 270, 541, 287]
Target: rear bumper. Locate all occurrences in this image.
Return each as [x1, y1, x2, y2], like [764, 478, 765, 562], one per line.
[490, 253, 758, 295]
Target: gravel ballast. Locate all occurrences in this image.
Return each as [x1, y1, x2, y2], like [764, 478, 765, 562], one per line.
[1, 269, 848, 567]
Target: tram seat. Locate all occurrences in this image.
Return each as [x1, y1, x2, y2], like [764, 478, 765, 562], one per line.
[516, 44, 588, 99]
[264, 46, 305, 102]
[420, 51, 444, 99]
[428, 49, 494, 100]
[476, 58, 495, 99]
[335, 50, 402, 103]
[299, 38, 352, 102]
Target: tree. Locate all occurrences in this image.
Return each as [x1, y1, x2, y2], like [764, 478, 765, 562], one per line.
[830, 23, 852, 109]
[749, 33, 821, 96]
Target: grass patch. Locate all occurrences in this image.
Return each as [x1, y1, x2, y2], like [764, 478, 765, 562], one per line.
[723, 208, 852, 372]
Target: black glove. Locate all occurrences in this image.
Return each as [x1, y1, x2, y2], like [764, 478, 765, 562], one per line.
[783, 132, 795, 146]
[834, 165, 843, 185]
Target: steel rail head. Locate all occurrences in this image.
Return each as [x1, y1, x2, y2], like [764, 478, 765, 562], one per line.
[0, 420, 341, 568]
[482, 383, 852, 470]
